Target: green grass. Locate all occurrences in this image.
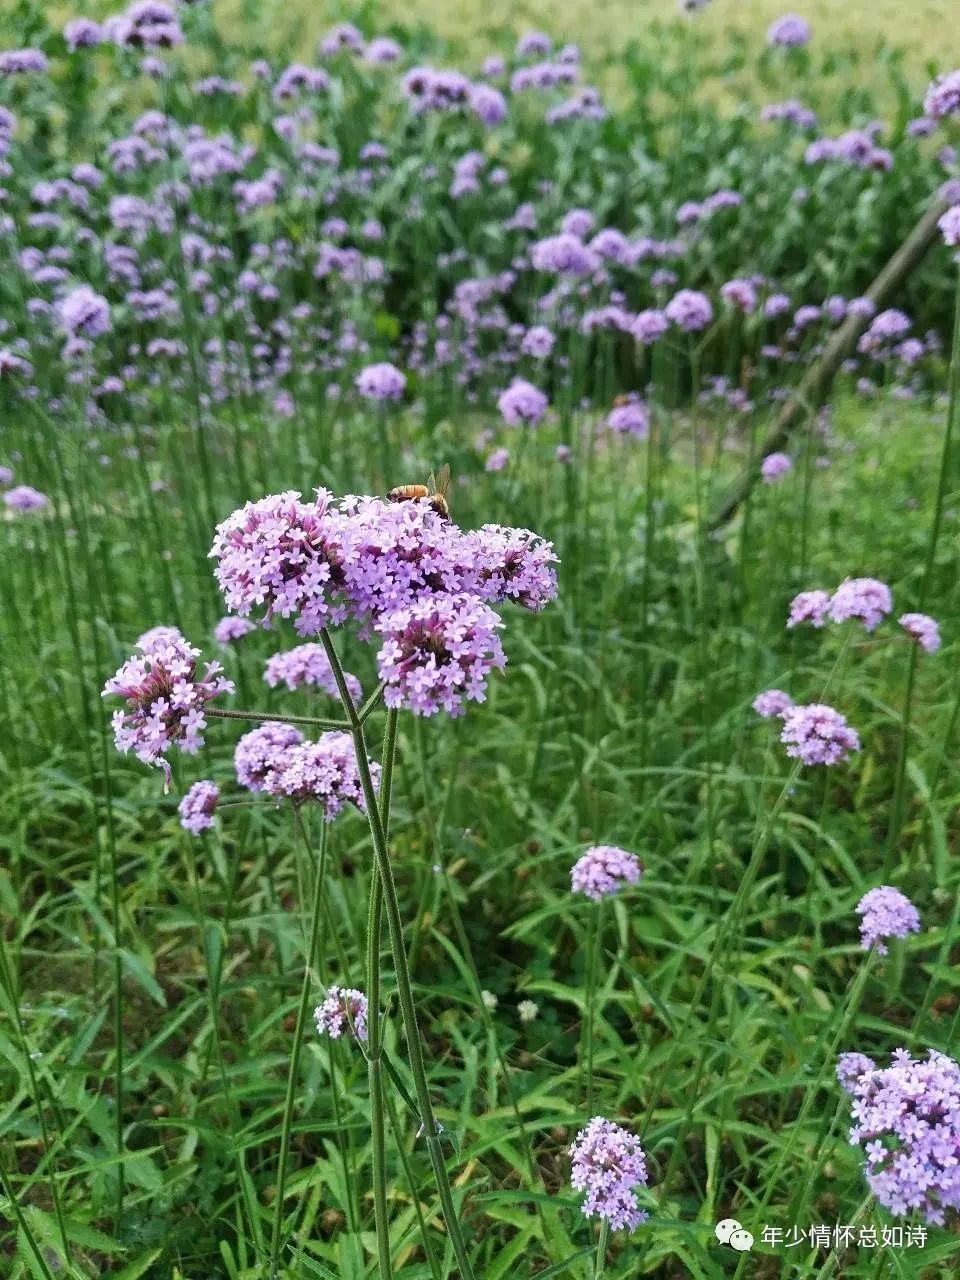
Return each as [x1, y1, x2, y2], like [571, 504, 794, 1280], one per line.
[3, 380, 960, 1276]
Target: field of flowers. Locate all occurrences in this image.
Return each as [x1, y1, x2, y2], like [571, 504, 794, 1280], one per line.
[2, 1, 960, 1277]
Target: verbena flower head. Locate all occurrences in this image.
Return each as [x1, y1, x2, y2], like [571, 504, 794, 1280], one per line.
[263, 732, 377, 816]
[103, 634, 233, 775]
[235, 722, 304, 792]
[856, 886, 921, 954]
[780, 703, 860, 766]
[940, 206, 960, 249]
[665, 289, 713, 332]
[761, 452, 792, 483]
[462, 524, 559, 611]
[570, 1117, 649, 1231]
[376, 594, 505, 716]
[842, 1048, 960, 1225]
[209, 490, 345, 635]
[314, 985, 369, 1040]
[178, 779, 219, 834]
[355, 361, 406, 401]
[498, 378, 548, 426]
[925, 70, 960, 120]
[4, 485, 49, 512]
[606, 397, 649, 439]
[57, 285, 110, 338]
[837, 1052, 877, 1093]
[752, 689, 794, 719]
[767, 14, 812, 47]
[899, 612, 941, 653]
[787, 589, 831, 628]
[213, 616, 256, 645]
[828, 578, 893, 632]
[571, 845, 643, 901]
[264, 642, 362, 702]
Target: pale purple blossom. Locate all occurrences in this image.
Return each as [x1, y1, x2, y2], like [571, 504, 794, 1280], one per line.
[570, 1117, 648, 1231]
[925, 71, 960, 121]
[767, 14, 811, 47]
[315, 985, 368, 1040]
[355, 361, 406, 401]
[214, 616, 256, 645]
[828, 578, 893, 632]
[571, 845, 643, 901]
[761, 452, 792, 483]
[856, 887, 921, 955]
[842, 1048, 960, 1225]
[899, 612, 941, 653]
[235, 722, 304, 793]
[178, 780, 219, 834]
[752, 689, 794, 719]
[787, 590, 831, 628]
[780, 703, 860, 766]
[263, 732, 377, 816]
[376, 594, 505, 717]
[264, 643, 362, 702]
[498, 378, 548, 426]
[103, 634, 234, 774]
[4, 485, 49, 512]
[665, 290, 713, 332]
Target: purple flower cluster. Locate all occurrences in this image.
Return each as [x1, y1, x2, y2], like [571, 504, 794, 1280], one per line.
[376, 594, 505, 716]
[899, 612, 941, 653]
[178, 780, 219, 834]
[788, 579, 893, 632]
[938, 206, 960, 248]
[261, 731, 377, 816]
[856, 886, 921, 954]
[752, 689, 794, 719]
[355, 361, 406, 401]
[767, 14, 812, 47]
[570, 1117, 649, 1231]
[4, 485, 49, 513]
[606, 396, 649, 439]
[235, 721, 303, 792]
[264, 642, 362, 702]
[57, 285, 110, 338]
[761, 452, 792, 483]
[213, 616, 256, 645]
[497, 378, 549, 426]
[780, 703, 860, 766]
[841, 1048, 960, 1225]
[209, 490, 344, 636]
[571, 845, 643, 901]
[103, 633, 234, 774]
[828, 578, 893, 631]
[315, 985, 369, 1040]
[925, 71, 960, 121]
[665, 289, 713, 332]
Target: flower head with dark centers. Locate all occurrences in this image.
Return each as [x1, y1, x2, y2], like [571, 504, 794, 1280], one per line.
[103, 634, 234, 774]
[355, 361, 406, 401]
[570, 1117, 649, 1231]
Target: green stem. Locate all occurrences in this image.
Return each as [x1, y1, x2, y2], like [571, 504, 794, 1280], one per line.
[318, 630, 477, 1280]
[584, 903, 601, 1115]
[0, 1157, 57, 1280]
[269, 815, 329, 1274]
[368, 709, 398, 1280]
[207, 707, 348, 730]
[594, 1219, 610, 1280]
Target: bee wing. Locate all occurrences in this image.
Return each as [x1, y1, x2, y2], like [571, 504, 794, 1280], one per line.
[436, 462, 451, 498]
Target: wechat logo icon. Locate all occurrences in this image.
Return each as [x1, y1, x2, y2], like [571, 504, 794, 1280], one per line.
[716, 1218, 754, 1252]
